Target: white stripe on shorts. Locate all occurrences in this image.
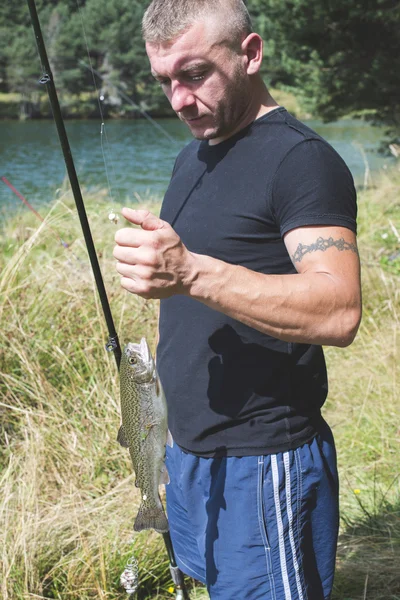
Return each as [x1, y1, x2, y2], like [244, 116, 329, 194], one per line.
[271, 454, 292, 600]
[284, 451, 305, 600]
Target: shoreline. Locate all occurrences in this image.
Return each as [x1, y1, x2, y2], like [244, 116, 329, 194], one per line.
[0, 88, 311, 121]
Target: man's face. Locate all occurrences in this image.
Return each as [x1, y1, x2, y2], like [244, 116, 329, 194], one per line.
[146, 20, 252, 143]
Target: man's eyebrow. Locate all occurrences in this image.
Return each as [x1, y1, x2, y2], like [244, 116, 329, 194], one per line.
[179, 62, 209, 73]
[152, 62, 209, 80]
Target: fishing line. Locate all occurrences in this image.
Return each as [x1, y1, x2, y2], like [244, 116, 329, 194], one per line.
[75, 0, 120, 223]
[26, 2, 190, 598]
[79, 61, 179, 145]
[26, 0, 122, 365]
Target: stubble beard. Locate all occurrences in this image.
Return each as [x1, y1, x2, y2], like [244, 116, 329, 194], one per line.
[189, 68, 251, 142]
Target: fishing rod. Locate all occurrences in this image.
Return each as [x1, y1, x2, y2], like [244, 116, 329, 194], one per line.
[26, 0, 121, 365]
[26, 1, 190, 599]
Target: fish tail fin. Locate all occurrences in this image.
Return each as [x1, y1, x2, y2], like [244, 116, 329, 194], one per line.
[134, 504, 169, 534]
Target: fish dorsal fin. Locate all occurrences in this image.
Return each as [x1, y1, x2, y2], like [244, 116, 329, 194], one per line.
[117, 425, 129, 448]
[159, 464, 170, 486]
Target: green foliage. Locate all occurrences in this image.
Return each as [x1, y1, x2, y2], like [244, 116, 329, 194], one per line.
[254, 0, 400, 141]
[1, 0, 167, 116]
[2, 0, 400, 134]
[81, 0, 168, 112]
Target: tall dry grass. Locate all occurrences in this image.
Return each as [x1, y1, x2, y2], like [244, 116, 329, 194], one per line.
[323, 166, 400, 600]
[0, 166, 399, 599]
[0, 192, 175, 599]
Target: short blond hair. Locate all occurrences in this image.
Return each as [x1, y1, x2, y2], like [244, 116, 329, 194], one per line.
[142, 0, 253, 47]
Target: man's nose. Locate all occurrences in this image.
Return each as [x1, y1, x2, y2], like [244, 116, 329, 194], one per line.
[170, 83, 196, 113]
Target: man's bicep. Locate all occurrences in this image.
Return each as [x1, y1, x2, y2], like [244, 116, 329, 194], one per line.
[283, 225, 360, 279]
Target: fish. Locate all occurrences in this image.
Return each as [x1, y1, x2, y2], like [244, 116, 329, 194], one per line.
[117, 337, 170, 533]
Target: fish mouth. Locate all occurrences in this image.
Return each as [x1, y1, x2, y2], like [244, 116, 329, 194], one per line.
[124, 338, 155, 380]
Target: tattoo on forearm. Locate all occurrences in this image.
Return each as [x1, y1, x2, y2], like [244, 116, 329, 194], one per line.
[291, 237, 359, 264]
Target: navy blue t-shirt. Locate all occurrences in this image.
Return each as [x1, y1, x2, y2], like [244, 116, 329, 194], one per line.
[157, 107, 357, 457]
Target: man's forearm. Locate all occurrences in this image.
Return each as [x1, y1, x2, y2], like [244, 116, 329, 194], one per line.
[114, 210, 361, 346]
[184, 252, 361, 347]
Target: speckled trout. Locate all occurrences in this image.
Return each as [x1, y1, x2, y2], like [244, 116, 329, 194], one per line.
[117, 338, 170, 533]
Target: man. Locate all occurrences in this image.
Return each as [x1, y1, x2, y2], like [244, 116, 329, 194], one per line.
[114, 1, 362, 598]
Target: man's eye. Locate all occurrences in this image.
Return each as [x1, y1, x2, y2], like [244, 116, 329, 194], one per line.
[186, 72, 207, 82]
[156, 78, 170, 86]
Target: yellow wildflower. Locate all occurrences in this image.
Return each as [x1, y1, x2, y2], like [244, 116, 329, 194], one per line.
[353, 489, 361, 495]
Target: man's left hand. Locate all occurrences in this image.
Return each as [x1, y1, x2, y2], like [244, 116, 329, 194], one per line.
[113, 208, 194, 299]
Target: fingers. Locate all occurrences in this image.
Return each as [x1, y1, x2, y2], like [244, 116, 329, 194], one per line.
[119, 276, 140, 296]
[113, 244, 158, 267]
[115, 210, 169, 247]
[118, 272, 162, 300]
[115, 262, 135, 278]
[121, 208, 166, 231]
[115, 227, 149, 247]
[116, 263, 151, 297]
[114, 244, 159, 296]
[113, 244, 139, 263]
[115, 259, 154, 280]
[113, 208, 185, 300]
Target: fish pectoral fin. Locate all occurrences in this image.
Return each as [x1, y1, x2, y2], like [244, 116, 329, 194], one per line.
[159, 464, 170, 486]
[117, 425, 129, 448]
[166, 430, 174, 448]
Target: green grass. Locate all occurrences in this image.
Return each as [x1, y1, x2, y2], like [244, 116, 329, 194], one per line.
[0, 167, 399, 599]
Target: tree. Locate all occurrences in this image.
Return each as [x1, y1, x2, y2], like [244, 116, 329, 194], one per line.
[80, 0, 169, 114]
[3, 0, 169, 115]
[0, 3, 35, 96]
[3, 0, 400, 132]
[254, 0, 400, 142]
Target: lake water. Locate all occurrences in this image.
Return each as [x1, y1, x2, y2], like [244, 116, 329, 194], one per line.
[0, 116, 395, 214]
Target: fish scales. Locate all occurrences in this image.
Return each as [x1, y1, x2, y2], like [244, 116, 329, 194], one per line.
[118, 338, 169, 533]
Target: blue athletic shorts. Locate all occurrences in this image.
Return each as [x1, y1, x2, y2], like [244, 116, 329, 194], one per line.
[165, 420, 339, 600]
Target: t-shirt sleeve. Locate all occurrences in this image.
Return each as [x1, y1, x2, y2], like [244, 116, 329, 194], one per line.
[271, 139, 357, 236]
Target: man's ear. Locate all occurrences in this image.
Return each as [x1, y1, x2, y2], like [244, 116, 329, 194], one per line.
[241, 33, 263, 75]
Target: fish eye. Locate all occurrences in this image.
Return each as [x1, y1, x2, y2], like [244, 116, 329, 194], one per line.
[128, 357, 137, 365]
